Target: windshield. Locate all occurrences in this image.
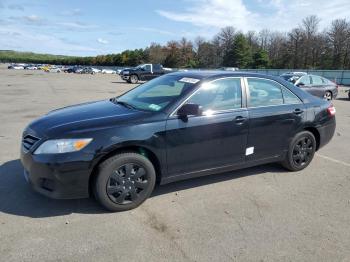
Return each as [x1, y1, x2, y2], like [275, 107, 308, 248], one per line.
[281, 74, 302, 83]
[281, 75, 293, 80]
[115, 75, 199, 112]
[136, 64, 146, 69]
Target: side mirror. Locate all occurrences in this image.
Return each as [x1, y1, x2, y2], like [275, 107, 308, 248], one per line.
[177, 103, 201, 118]
[296, 82, 305, 87]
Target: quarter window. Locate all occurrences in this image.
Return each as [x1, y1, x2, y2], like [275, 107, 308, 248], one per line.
[186, 78, 242, 113]
[281, 86, 302, 104]
[247, 78, 283, 107]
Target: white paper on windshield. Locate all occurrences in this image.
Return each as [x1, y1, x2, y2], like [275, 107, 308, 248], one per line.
[149, 104, 161, 111]
[179, 77, 200, 84]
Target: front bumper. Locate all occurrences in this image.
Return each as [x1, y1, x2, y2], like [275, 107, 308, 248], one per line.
[20, 149, 94, 199]
[122, 75, 130, 80]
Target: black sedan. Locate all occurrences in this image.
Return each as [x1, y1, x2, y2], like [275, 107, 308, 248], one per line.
[21, 72, 336, 211]
[281, 74, 338, 101]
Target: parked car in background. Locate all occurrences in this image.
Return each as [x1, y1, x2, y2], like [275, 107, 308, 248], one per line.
[280, 72, 307, 83]
[120, 63, 172, 84]
[289, 74, 338, 101]
[46, 67, 61, 73]
[80, 67, 96, 74]
[64, 66, 82, 73]
[346, 89, 350, 100]
[20, 71, 336, 211]
[102, 69, 117, 74]
[91, 68, 101, 74]
[8, 64, 25, 70]
[24, 64, 38, 70]
[217, 67, 239, 71]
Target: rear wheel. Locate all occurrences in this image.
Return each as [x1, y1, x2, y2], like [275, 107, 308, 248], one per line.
[281, 131, 316, 171]
[94, 153, 156, 211]
[130, 74, 139, 84]
[348, 91, 350, 100]
[324, 91, 332, 101]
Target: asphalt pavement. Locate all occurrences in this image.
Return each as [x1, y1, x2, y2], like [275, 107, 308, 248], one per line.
[0, 66, 349, 262]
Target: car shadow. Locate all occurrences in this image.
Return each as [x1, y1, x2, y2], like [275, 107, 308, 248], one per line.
[335, 97, 349, 101]
[111, 81, 128, 84]
[0, 159, 287, 218]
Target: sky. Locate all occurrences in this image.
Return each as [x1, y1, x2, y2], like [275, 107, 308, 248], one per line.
[0, 0, 349, 56]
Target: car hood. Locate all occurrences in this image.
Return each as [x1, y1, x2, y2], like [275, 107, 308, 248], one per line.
[28, 100, 149, 137]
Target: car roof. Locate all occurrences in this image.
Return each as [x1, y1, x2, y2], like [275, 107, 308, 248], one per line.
[167, 70, 282, 81]
[165, 70, 318, 104]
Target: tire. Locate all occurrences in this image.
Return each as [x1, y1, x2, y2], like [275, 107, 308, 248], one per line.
[281, 131, 316, 171]
[324, 91, 332, 101]
[130, 74, 139, 84]
[94, 152, 156, 212]
[348, 91, 350, 100]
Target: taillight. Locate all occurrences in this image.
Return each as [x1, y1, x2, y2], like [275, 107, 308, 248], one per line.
[327, 105, 336, 116]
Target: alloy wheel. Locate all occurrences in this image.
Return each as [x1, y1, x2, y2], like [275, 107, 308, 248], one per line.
[106, 163, 148, 205]
[292, 136, 314, 167]
[324, 91, 332, 101]
[130, 75, 138, 84]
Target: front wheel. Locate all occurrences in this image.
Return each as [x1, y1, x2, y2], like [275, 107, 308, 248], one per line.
[94, 153, 156, 212]
[130, 74, 139, 84]
[348, 91, 350, 100]
[281, 131, 316, 171]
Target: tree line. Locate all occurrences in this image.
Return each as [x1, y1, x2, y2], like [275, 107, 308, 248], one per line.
[1, 16, 350, 69]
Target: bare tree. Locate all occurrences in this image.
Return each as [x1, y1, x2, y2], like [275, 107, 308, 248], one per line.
[328, 19, 350, 68]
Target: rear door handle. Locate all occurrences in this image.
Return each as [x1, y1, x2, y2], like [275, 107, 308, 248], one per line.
[293, 108, 304, 115]
[235, 116, 247, 124]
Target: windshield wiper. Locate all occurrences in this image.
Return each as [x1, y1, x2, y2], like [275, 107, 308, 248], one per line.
[110, 98, 136, 110]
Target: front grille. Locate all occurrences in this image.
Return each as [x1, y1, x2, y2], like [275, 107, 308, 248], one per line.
[22, 134, 40, 152]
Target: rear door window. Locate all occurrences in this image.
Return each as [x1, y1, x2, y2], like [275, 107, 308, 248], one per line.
[187, 78, 242, 113]
[247, 78, 283, 107]
[311, 76, 323, 85]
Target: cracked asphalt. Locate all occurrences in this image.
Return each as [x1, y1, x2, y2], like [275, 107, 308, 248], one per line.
[0, 65, 350, 262]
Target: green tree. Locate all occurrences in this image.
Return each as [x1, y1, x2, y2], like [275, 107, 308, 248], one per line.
[223, 33, 252, 68]
[252, 49, 270, 68]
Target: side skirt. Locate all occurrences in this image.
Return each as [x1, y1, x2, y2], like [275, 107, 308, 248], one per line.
[160, 155, 284, 185]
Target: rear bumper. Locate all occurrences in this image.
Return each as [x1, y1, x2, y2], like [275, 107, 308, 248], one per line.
[317, 117, 336, 149]
[20, 149, 94, 199]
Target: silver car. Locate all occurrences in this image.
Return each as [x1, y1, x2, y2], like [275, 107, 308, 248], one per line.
[281, 74, 338, 100]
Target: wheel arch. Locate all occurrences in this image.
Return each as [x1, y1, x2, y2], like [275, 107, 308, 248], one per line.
[303, 126, 320, 151]
[88, 145, 162, 196]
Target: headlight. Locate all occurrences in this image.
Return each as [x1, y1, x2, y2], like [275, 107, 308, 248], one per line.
[34, 138, 93, 154]
[123, 71, 129, 75]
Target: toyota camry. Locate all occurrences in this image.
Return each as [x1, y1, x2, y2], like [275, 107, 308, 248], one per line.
[21, 71, 336, 211]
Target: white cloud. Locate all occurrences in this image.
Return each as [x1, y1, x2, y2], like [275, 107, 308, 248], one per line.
[23, 15, 42, 23]
[0, 26, 100, 55]
[133, 27, 176, 36]
[57, 21, 98, 30]
[60, 8, 82, 16]
[157, 0, 253, 30]
[157, 0, 350, 32]
[97, 38, 109, 44]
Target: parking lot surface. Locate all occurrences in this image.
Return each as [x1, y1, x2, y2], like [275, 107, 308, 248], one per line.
[0, 65, 350, 262]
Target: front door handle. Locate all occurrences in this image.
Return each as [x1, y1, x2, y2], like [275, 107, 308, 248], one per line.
[235, 116, 247, 124]
[293, 108, 304, 115]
